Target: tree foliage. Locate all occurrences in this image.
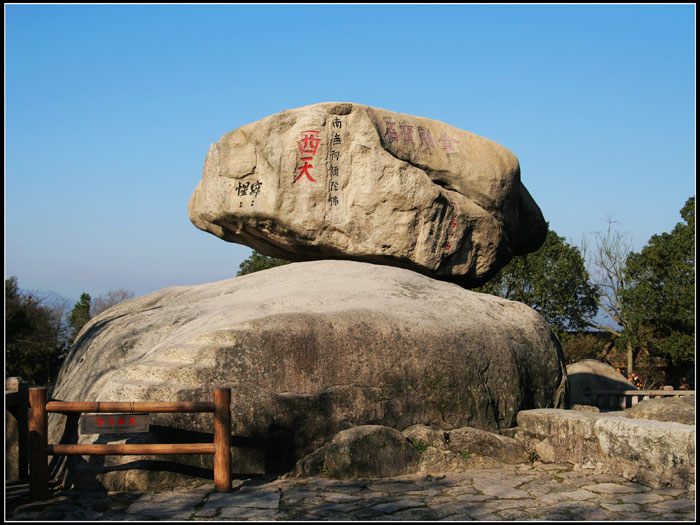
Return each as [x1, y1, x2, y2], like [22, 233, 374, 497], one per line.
[580, 218, 642, 372]
[560, 331, 614, 365]
[622, 197, 695, 366]
[69, 293, 92, 341]
[581, 218, 632, 334]
[5, 276, 70, 385]
[91, 288, 135, 317]
[475, 228, 598, 339]
[237, 250, 291, 276]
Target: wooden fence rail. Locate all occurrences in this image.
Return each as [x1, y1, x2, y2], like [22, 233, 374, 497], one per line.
[587, 389, 695, 410]
[28, 387, 231, 500]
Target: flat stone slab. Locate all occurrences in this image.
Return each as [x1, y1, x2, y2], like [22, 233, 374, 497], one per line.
[125, 491, 207, 517]
[203, 489, 281, 510]
[371, 498, 425, 513]
[472, 481, 531, 499]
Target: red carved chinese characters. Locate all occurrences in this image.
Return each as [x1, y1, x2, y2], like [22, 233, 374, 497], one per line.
[384, 120, 399, 143]
[379, 119, 463, 154]
[438, 131, 460, 151]
[295, 131, 321, 183]
[298, 130, 321, 155]
[400, 123, 415, 144]
[295, 157, 317, 183]
[418, 127, 436, 149]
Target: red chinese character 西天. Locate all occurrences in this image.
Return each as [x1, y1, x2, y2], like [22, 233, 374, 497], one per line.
[298, 131, 321, 156]
[295, 157, 317, 183]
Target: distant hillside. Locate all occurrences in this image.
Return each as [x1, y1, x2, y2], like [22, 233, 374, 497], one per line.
[24, 289, 77, 307]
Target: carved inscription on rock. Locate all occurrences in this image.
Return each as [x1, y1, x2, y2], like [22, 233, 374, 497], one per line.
[327, 115, 348, 217]
[189, 102, 548, 288]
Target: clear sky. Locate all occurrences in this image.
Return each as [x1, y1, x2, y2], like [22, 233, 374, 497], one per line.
[5, 4, 696, 302]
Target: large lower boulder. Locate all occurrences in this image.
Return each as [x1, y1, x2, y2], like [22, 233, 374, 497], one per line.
[50, 260, 567, 490]
[188, 102, 546, 288]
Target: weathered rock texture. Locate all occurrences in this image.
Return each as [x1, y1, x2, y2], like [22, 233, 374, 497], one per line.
[403, 424, 529, 466]
[50, 260, 566, 490]
[291, 423, 531, 479]
[291, 425, 420, 479]
[566, 359, 637, 408]
[188, 102, 547, 288]
[516, 409, 695, 488]
[618, 396, 695, 425]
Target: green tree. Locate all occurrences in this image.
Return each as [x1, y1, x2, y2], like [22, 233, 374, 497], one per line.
[69, 292, 92, 341]
[622, 197, 695, 366]
[5, 276, 70, 385]
[237, 250, 291, 276]
[476, 228, 598, 339]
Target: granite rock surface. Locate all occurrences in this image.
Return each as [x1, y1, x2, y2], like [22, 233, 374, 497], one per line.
[188, 102, 547, 288]
[50, 261, 567, 490]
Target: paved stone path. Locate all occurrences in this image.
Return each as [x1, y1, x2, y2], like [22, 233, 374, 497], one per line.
[6, 462, 695, 521]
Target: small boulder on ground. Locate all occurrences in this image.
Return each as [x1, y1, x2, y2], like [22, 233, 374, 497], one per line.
[292, 423, 531, 479]
[290, 425, 420, 479]
[446, 426, 530, 464]
[402, 424, 528, 465]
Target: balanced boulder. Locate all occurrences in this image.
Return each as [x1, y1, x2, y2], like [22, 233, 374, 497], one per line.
[188, 102, 547, 288]
[50, 260, 567, 490]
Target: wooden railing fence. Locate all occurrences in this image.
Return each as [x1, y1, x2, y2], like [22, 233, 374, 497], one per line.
[587, 388, 695, 410]
[27, 387, 232, 500]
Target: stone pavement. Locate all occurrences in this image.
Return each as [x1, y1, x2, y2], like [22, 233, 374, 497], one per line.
[5, 462, 695, 521]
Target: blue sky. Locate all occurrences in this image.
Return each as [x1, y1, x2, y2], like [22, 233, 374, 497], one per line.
[5, 4, 696, 302]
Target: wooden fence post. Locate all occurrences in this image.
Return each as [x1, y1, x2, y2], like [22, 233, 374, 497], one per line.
[29, 387, 49, 500]
[6, 377, 29, 481]
[17, 379, 29, 479]
[213, 388, 231, 492]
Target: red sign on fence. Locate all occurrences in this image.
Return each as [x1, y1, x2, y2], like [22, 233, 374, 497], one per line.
[80, 413, 149, 434]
